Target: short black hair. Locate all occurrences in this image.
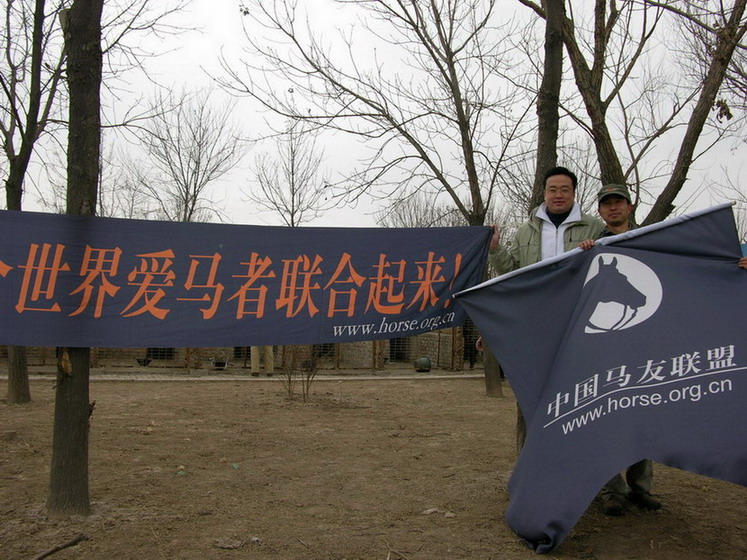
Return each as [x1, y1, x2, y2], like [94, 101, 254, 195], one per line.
[543, 166, 578, 190]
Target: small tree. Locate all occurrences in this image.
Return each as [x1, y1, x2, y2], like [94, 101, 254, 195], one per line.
[246, 119, 329, 400]
[279, 345, 319, 403]
[247, 120, 330, 227]
[126, 89, 248, 223]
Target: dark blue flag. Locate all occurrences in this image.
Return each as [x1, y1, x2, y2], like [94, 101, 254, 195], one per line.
[455, 204, 747, 553]
[0, 210, 490, 347]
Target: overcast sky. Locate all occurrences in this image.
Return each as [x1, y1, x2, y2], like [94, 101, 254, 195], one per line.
[151, 1, 747, 228]
[131, 0, 383, 228]
[23, 1, 745, 231]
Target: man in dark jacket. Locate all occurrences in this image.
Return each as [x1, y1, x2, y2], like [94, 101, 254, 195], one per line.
[579, 184, 662, 516]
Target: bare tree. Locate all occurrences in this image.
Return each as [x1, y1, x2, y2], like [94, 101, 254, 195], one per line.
[46, 0, 102, 517]
[376, 190, 513, 230]
[376, 192, 464, 228]
[244, 119, 329, 399]
[36, 138, 156, 218]
[518, 0, 747, 225]
[247, 120, 330, 227]
[221, 0, 538, 398]
[641, 0, 747, 224]
[117, 89, 249, 372]
[127, 89, 248, 223]
[1, 0, 67, 404]
[222, 0, 535, 227]
[1, 0, 188, 404]
[1, 0, 188, 211]
[531, 0, 565, 209]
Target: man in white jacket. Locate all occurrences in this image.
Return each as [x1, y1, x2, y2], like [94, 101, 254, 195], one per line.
[481, 167, 604, 449]
[489, 166, 604, 273]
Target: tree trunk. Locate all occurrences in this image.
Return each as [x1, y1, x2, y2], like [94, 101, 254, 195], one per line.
[5, 163, 30, 404]
[6, 346, 30, 404]
[531, 0, 565, 210]
[46, 348, 92, 516]
[482, 344, 504, 398]
[46, 0, 103, 518]
[2, 0, 48, 405]
[560, 6, 627, 186]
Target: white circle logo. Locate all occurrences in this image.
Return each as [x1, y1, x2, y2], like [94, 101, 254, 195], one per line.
[582, 254, 662, 333]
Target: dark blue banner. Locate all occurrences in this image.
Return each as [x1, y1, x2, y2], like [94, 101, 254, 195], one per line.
[456, 204, 747, 553]
[0, 210, 490, 347]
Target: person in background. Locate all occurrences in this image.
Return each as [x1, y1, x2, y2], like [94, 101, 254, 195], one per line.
[579, 184, 661, 516]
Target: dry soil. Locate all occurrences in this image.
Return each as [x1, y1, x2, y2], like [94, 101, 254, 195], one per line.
[2, 376, 747, 559]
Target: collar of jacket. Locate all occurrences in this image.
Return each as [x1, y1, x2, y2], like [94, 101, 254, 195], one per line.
[532, 202, 583, 227]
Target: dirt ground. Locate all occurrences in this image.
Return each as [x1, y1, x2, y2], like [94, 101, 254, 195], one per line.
[2, 375, 747, 560]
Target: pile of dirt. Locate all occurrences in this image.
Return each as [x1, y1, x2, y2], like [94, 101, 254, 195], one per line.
[2, 377, 746, 559]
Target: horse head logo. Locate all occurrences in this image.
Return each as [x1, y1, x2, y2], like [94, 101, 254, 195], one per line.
[583, 254, 662, 333]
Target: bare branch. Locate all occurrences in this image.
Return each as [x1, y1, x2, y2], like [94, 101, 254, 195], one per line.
[125, 89, 250, 223]
[246, 120, 331, 227]
[220, 0, 534, 226]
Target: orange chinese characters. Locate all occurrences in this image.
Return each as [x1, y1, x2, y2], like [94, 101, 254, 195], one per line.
[228, 252, 276, 319]
[16, 243, 70, 313]
[276, 254, 323, 318]
[407, 251, 458, 312]
[69, 246, 123, 318]
[176, 253, 224, 319]
[0, 258, 12, 278]
[121, 249, 176, 319]
[365, 254, 406, 315]
[323, 253, 366, 317]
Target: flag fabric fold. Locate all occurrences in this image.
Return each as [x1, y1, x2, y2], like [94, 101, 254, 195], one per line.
[456, 204, 747, 553]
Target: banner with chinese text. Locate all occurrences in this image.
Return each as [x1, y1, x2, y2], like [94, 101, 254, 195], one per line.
[456, 204, 747, 553]
[0, 210, 491, 347]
